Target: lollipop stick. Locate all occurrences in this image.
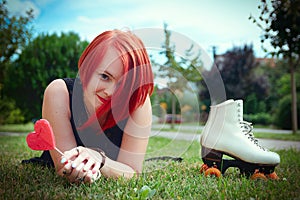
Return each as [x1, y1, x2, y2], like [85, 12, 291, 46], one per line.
[54, 147, 64, 156]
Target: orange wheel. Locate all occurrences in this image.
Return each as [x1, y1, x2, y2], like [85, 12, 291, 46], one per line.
[200, 164, 209, 173]
[266, 172, 279, 180]
[251, 172, 267, 180]
[204, 167, 221, 178]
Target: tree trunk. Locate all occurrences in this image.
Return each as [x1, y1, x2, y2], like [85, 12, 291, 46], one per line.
[290, 60, 298, 134]
[171, 94, 176, 129]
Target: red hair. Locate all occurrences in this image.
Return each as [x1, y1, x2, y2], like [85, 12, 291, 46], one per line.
[78, 29, 154, 131]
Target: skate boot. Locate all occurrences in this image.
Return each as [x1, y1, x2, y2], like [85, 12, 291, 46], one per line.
[199, 99, 280, 180]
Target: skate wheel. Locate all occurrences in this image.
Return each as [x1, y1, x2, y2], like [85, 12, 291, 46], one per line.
[204, 167, 221, 178]
[266, 172, 279, 180]
[200, 164, 209, 173]
[250, 172, 267, 180]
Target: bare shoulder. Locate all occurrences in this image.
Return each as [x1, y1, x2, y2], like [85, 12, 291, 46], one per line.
[45, 79, 68, 94]
[42, 79, 70, 118]
[128, 95, 152, 127]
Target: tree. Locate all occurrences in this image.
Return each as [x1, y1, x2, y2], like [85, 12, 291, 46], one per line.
[269, 60, 300, 129]
[198, 44, 270, 115]
[0, 0, 34, 86]
[155, 23, 184, 128]
[0, 0, 34, 124]
[4, 32, 88, 121]
[216, 44, 269, 100]
[153, 23, 202, 127]
[250, 0, 300, 133]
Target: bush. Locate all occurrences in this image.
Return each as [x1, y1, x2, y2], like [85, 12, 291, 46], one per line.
[273, 95, 300, 130]
[244, 113, 272, 125]
[0, 97, 25, 124]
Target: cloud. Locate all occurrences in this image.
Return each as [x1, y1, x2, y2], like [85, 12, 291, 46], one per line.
[33, 0, 56, 7]
[6, 0, 40, 18]
[31, 0, 268, 57]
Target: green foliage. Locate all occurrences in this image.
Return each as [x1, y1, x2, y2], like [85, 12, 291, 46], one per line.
[244, 93, 267, 114]
[0, 0, 34, 80]
[198, 44, 271, 120]
[267, 64, 300, 129]
[156, 23, 203, 91]
[274, 95, 300, 129]
[250, 0, 300, 58]
[250, 0, 300, 133]
[152, 23, 203, 126]
[165, 93, 180, 114]
[277, 72, 300, 97]
[0, 0, 34, 124]
[0, 97, 25, 124]
[217, 45, 269, 100]
[244, 93, 259, 114]
[244, 113, 272, 125]
[134, 185, 156, 200]
[4, 32, 88, 121]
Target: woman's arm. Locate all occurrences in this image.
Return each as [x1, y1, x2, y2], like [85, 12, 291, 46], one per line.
[59, 94, 152, 182]
[100, 95, 152, 179]
[43, 79, 101, 183]
[65, 95, 152, 180]
[42, 79, 77, 169]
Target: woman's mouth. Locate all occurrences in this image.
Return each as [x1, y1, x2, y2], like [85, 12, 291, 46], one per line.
[96, 95, 109, 104]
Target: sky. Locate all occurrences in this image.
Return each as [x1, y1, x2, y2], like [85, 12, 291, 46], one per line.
[6, 0, 272, 58]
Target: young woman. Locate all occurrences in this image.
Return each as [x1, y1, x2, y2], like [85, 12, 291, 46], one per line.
[23, 29, 154, 184]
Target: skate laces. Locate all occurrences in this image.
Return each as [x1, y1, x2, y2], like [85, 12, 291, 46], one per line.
[240, 121, 267, 151]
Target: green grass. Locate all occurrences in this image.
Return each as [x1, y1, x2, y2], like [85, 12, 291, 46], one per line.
[254, 132, 300, 141]
[0, 123, 34, 132]
[1, 135, 299, 199]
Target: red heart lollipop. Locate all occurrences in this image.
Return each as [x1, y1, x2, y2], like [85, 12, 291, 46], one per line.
[26, 119, 56, 151]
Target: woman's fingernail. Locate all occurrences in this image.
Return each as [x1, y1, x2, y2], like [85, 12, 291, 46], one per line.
[60, 158, 66, 164]
[72, 163, 77, 168]
[92, 169, 97, 174]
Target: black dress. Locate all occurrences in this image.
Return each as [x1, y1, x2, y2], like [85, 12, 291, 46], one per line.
[22, 78, 128, 167]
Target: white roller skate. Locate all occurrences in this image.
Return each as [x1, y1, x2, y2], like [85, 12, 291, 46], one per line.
[200, 99, 280, 180]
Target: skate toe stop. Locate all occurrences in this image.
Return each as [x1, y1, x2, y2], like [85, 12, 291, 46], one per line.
[251, 172, 267, 180]
[266, 172, 279, 180]
[204, 167, 222, 178]
[200, 164, 209, 173]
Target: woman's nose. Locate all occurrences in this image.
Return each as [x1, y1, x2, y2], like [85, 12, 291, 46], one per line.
[103, 83, 115, 97]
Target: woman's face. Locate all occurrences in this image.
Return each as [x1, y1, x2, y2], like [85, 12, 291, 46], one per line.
[84, 47, 124, 113]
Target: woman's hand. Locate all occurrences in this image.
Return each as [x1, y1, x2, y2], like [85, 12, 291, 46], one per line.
[57, 146, 103, 184]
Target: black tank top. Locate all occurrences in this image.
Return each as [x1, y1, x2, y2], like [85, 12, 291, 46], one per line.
[22, 78, 127, 167]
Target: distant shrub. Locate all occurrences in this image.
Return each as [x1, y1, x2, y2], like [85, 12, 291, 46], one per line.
[273, 95, 300, 130]
[244, 113, 272, 125]
[0, 98, 25, 124]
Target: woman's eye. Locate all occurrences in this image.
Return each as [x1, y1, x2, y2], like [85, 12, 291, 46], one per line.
[99, 73, 109, 81]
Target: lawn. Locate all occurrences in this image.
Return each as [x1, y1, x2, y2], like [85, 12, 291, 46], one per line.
[0, 135, 299, 199]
